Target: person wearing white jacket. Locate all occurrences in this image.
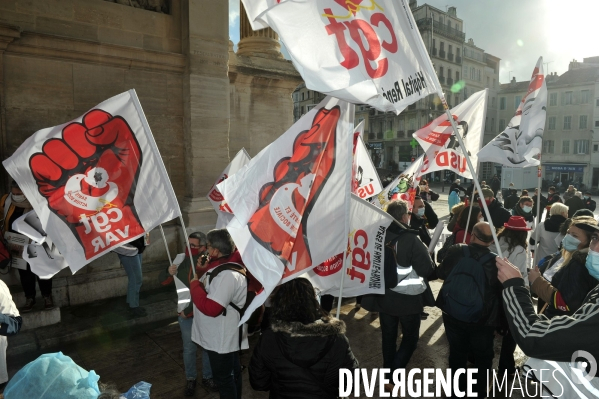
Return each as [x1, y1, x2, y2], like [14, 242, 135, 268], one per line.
[489, 216, 532, 377]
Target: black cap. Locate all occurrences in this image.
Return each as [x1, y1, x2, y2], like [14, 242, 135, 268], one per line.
[575, 222, 599, 233]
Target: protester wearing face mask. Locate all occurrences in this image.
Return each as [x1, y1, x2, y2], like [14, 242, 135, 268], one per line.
[409, 196, 438, 247]
[417, 179, 439, 203]
[158, 232, 216, 396]
[478, 187, 511, 230]
[511, 196, 534, 227]
[528, 216, 598, 319]
[0, 181, 54, 313]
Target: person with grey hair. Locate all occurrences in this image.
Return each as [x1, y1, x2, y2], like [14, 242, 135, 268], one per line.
[159, 231, 214, 396]
[190, 228, 248, 399]
[362, 199, 436, 391]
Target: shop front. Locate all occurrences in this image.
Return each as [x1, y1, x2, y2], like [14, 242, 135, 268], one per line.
[544, 164, 586, 188]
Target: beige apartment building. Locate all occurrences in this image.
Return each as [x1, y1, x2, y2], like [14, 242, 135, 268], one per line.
[498, 57, 599, 190]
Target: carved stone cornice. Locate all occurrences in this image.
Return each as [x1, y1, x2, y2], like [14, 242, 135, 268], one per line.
[4, 32, 185, 74]
[0, 24, 20, 52]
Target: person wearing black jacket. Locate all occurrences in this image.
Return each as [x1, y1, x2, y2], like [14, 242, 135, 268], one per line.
[449, 179, 466, 195]
[418, 179, 439, 203]
[249, 278, 358, 399]
[490, 175, 501, 197]
[504, 190, 519, 210]
[436, 222, 503, 397]
[511, 196, 534, 226]
[565, 191, 585, 218]
[583, 192, 596, 212]
[546, 186, 562, 212]
[410, 196, 438, 247]
[362, 199, 436, 375]
[531, 188, 548, 219]
[479, 188, 511, 230]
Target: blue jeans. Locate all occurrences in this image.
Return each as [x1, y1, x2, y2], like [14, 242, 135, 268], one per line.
[206, 350, 241, 399]
[178, 316, 201, 379]
[379, 312, 421, 371]
[118, 254, 143, 308]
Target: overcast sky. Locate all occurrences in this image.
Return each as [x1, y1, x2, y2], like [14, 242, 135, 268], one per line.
[229, 0, 598, 84]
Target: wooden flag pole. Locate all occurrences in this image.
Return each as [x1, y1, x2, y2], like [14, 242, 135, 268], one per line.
[439, 96, 503, 257]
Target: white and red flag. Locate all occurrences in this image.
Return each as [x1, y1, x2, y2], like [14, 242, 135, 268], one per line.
[413, 89, 488, 179]
[219, 96, 354, 323]
[307, 194, 393, 296]
[3, 90, 181, 273]
[478, 57, 547, 166]
[206, 148, 251, 229]
[353, 122, 383, 199]
[241, 0, 441, 114]
[371, 154, 425, 211]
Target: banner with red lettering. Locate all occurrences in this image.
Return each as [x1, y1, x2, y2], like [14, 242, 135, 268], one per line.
[241, 0, 441, 114]
[219, 96, 354, 324]
[307, 194, 393, 296]
[371, 154, 425, 211]
[478, 57, 546, 166]
[3, 90, 181, 273]
[206, 148, 251, 229]
[412, 89, 487, 179]
[353, 122, 382, 199]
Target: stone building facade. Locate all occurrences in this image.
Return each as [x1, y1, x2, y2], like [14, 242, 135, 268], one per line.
[0, 0, 300, 311]
[498, 57, 599, 190]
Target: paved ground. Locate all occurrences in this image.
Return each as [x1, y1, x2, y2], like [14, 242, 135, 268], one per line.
[6, 183, 542, 398]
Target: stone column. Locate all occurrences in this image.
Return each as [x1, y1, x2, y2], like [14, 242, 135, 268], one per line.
[237, 2, 283, 59]
[0, 24, 20, 191]
[180, 1, 230, 228]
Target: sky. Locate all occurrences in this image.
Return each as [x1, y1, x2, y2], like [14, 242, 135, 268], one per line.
[228, 0, 599, 84]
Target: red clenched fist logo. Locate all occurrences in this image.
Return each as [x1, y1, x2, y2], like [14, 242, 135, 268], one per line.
[248, 106, 340, 277]
[29, 109, 145, 259]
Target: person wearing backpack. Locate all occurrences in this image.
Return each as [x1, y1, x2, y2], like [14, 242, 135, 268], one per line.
[361, 199, 436, 385]
[436, 222, 504, 398]
[189, 229, 249, 399]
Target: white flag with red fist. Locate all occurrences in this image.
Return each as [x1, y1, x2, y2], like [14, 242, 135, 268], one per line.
[206, 148, 251, 228]
[241, 0, 441, 114]
[412, 89, 487, 179]
[307, 194, 392, 296]
[219, 96, 354, 323]
[353, 122, 383, 199]
[478, 57, 547, 166]
[3, 90, 181, 273]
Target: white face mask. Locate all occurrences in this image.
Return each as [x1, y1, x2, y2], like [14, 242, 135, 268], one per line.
[11, 194, 26, 203]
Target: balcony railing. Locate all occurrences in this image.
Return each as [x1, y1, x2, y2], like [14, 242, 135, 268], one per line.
[415, 18, 466, 42]
[439, 50, 446, 58]
[448, 53, 454, 61]
[368, 133, 375, 140]
[397, 130, 404, 138]
[377, 132, 383, 139]
[432, 48, 437, 56]
[447, 77, 454, 86]
[456, 56, 462, 64]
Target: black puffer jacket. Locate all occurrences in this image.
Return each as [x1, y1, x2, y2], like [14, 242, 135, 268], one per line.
[249, 317, 358, 399]
[436, 243, 504, 327]
[483, 199, 511, 229]
[544, 249, 599, 319]
[361, 222, 437, 316]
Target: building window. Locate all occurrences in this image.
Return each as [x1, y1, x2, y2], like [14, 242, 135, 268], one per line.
[500, 97, 506, 110]
[456, 71, 459, 80]
[594, 144, 599, 153]
[574, 140, 589, 154]
[543, 140, 554, 154]
[563, 116, 571, 130]
[440, 41, 445, 51]
[515, 96, 522, 109]
[487, 77, 490, 87]
[455, 95, 459, 106]
[492, 97, 496, 108]
[548, 116, 556, 130]
[580, 115, 588, 129]
[493, 78, 496, 88]
[596, 120, 599, 127]
[581, 90, 590, 104]
[301, 92, 304, 101]
[549, 92, 557, 106]
[596, 99, 599, 106]
[562, 140, 569, 154]
[499, 119, 505, 129]
[562, 91, 573, 105]
[439, 66, 444, 77]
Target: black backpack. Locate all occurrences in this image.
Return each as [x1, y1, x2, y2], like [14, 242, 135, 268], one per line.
[439, 246, 495, 323]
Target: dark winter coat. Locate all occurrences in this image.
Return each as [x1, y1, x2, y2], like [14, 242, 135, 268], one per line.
[249, 317, 358, 399]
[504, 192, 519, 210]
[584, 198, 597, 212]
[410, 202, 439, 246]
[420, 190, 439, 203]
[449, 183, 466, 194]
[512, 204, 534, 224]
[490, 177, 501, 195]
[361, 222, 437, 316]
[541, 249, 599, 319]
[565, 196, 585, 218]
[483, 199, 511, 229]
[532, 193, 548, 217]
[435, 243, 504, 327]
[547, 192, 562, 208]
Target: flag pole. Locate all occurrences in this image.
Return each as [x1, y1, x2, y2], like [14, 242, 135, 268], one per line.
[532, 163, 543, 268]
[159, 224, 173, 266]
[179, 215, 197, 278]
[439, 96, 503, 257]
[336, 105, 356, 319]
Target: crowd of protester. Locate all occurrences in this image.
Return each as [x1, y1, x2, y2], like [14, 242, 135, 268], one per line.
[1, 177, 598, 399]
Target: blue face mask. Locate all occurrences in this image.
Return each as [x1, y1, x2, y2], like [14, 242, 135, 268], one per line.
[416, 207, 425, 217]
[523, 205, 533, 213]
[585, 250, 599, 280]
[562, 234, 581, 252]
